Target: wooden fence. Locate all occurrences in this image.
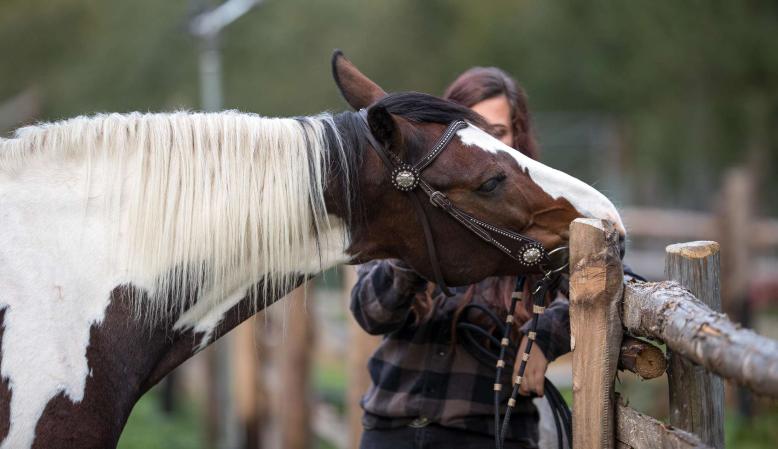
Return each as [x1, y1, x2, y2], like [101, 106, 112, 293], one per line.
[569, 218, 778, 449]
[193, 208, 778, 449]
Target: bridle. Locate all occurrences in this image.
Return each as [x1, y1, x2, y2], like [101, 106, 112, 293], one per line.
[357, 109, 549, 296]
[358, 109, 572, 449]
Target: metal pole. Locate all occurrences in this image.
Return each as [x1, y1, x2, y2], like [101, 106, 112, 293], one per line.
[192, 0, 262, 110]
[199, 32, 223, 112]
[190, 2, 262, 448]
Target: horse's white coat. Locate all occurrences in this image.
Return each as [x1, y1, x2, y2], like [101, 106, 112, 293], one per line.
[0, 112, 350, 448]
[457, 125, 626, 235]
[0, 158, 121, 449]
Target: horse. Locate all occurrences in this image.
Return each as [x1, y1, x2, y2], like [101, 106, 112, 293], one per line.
[0, 51, 625, 448]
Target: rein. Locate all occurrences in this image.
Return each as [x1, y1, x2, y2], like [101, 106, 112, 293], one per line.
[358, 110, 572, 448]
[488, 254, 572, 449]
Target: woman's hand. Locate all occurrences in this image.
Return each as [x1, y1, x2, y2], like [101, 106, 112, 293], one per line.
[514, 335, 549, 396]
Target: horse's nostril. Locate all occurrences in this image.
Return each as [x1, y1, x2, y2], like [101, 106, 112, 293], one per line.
[618, 234, 626, 259]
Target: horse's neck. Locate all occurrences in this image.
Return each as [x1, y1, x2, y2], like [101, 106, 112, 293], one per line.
[0, 281, 295, 449]
[0, 112, 355, 448]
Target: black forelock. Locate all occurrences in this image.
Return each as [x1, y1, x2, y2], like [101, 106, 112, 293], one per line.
[373, 92, 487, 127]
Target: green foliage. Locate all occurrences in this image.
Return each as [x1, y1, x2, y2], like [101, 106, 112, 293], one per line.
[118, 389, 205, 449]
[0, 0, 198, 115]
[314, 357, 348, 414]
[1, 0, 776, 207]
[726, 408, 778, 449]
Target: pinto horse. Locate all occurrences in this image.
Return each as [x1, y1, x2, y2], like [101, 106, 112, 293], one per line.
[0, 52, 625, 448]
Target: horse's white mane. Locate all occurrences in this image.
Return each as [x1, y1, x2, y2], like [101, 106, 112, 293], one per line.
[0, 111, 349, 322]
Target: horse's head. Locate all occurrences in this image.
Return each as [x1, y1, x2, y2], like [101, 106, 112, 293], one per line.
[332, 51, 625, 285]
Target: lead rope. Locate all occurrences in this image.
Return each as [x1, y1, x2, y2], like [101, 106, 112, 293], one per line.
[493, 276, 524, 449]
[462, 255, 646, 448]
[492, 248, 571, 449]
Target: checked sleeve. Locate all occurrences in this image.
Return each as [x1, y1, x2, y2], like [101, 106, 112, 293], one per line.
[349, 259, 428, 335]
[519, 294, 571, 362]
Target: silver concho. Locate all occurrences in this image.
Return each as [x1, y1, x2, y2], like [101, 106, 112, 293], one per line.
[519, 246, 542, 266]
[391, 166, 419, 192]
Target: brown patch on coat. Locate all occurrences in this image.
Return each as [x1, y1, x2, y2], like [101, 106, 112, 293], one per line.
[31, 287, 160, 449]
[0, 309, 11, 442]
[28, 279, 300, 449]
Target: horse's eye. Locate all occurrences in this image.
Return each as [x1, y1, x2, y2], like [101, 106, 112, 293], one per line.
[477, 175, 505, 193]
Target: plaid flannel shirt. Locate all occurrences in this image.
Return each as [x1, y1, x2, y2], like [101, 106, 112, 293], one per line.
[350, 259, 571, 444]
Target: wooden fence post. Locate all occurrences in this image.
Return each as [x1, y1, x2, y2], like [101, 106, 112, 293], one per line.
[569, 218, 624, 449]
[234, 315, 264, 449]
[206, 334, 241, 449]
[344, 266, 382, 449]
[665, 241, 725, 449]
[718, 168, 753, 318]
[280, 286, 315, 449]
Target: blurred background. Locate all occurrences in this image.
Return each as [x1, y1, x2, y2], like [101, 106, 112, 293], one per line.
[1, 0, 777, 448]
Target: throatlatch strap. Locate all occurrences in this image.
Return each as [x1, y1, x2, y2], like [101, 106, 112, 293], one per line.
[407, 190, 453, 296]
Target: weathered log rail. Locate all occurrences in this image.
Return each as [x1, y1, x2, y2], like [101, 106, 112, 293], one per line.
[569, 218, 778, 449]
[623, 282, 778, 397]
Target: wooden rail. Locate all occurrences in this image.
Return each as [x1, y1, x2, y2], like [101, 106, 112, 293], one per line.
[569, 218, 778, 449]
[615, 398, 710, 449]
[620, 207, 778, 248]
[623, 282, 778, 397]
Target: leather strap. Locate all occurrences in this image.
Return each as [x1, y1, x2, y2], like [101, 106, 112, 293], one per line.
[407, 189, 453, 296]
[418, 180, 545, 265]
[412, 121, 467, 172]
[358, 111, 454, 295]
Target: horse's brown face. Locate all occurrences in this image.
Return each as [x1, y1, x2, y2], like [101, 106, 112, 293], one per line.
[332, 51, 625, 285]
[418, 128, 582, 267]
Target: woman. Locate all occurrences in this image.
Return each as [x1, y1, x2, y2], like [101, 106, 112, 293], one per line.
[351, 67, 570, 449]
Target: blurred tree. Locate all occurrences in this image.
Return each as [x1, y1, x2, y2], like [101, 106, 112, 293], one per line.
[1, 0, 776, 211]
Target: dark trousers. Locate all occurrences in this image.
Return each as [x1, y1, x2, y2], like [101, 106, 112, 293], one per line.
[360, 426, 536, 449]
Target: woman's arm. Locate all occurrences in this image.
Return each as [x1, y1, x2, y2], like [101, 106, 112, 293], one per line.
[520, 294, 571, 362]
[349, 259, 428, 335]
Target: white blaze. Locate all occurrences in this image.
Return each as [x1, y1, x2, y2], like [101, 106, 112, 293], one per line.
[457, 124, 626, 235]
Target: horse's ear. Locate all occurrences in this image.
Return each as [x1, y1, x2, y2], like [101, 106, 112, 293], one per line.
[331, 50, 386, 110]
[366, 104, 401, 150]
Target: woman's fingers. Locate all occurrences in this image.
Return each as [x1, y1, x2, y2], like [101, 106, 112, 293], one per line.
[518, 366, 544, 396]
[519, 376, 531, 396]
[514, 335, 550, 397]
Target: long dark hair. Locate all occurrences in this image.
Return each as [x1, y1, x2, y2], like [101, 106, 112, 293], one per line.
[443, 67, 538, 160]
